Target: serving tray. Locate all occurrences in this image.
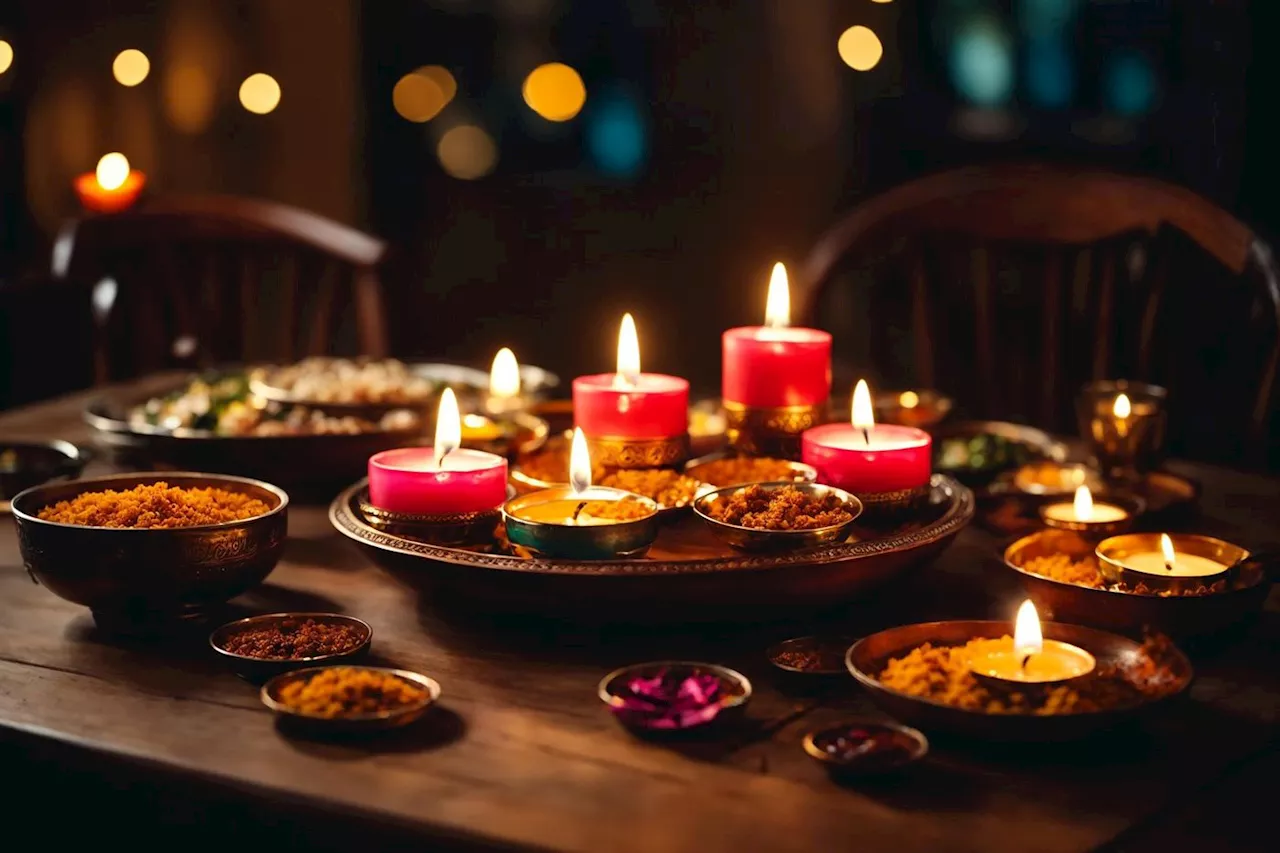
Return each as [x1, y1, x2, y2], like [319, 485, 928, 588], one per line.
[330, 474, 975, 621]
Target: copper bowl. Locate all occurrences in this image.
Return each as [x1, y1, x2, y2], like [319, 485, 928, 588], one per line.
[846, 620, 1193, 740]
[1004, 529, 1273, 639]
[11, 472, 288, 633]
[261, 665, 441, 734]
[692, 482, 863, 552]
[209, 612, 372, 682]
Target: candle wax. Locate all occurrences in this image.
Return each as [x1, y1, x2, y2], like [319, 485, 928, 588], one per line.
[512, 498, 626, 527]
[573, 373, 689, 439]
[1120, 551, 1228, 578]
[1042, 501, 1129, 523]
[801, 423, 932, 494]
[722, 326, 832, 408]
[969, 638, 1096, 684]
[368, 447, 508, 515]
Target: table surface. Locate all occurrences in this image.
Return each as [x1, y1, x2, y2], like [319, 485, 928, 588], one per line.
[2, 377, 1278, 853]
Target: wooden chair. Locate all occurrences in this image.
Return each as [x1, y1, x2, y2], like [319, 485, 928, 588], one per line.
[795, 163, 1280, 468]
[52, 195, 390, 383]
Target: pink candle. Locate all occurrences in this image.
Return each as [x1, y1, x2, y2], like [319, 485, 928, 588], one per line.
[573, 313, 690, 439]
[722, 263, 832, 407]
[801, 380, 932, 494]
[367, 387, 508, 514]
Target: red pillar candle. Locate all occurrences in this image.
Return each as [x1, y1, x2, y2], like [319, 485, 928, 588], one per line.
[802, 380, 932, 494]
[722, 263, 832, 407]
[573, 313, 690, 439]
[368, 388, 508, 514]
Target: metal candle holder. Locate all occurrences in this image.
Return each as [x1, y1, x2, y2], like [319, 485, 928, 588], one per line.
[722, 399, 827, 459]
[503, 486, 660, 559]
[1076, 380, 1168, 482]
[1095, 532, 1246, 594]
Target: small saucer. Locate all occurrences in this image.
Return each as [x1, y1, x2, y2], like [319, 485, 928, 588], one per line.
[598, 660, 752, 736]
[261, 665, 441, 734]
[803, 719, 928, 778]
[767, 635, 857, 678]
[209, 612, 372, 683]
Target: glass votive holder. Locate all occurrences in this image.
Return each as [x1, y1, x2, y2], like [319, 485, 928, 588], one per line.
[1076, 380, 1167, 482]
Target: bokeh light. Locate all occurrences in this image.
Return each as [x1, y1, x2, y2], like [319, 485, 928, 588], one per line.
[1104, 52, 1157, 117]
[1018, 0, 1077, 38]
[437, 124, 498, 180]
[112, 49, 150, 86]
[949, 16, 1014, 107]
[239, 73, 281, 115]
[522, 63, 587, 122]
[393, 66, 456, 123]
[0, 40, 12, 75]
[587, 88, 647, 178]
[1025, 39, 1073, 108]
[837, 26, 884, 72]
[95, 153, 131, 190]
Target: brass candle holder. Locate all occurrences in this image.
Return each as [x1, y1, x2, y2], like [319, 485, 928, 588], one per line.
[1076, 380, 1167, 482]
[722, 399, 827, 459]
[584, 434, 690, 470]
[503, 486, 660, 559]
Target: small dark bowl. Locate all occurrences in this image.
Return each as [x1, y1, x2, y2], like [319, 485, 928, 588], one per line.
[803, 719, 929, 778]
[692, 481, 863, 552]
[11, 471, 288, 632]
[0, 440, 90, 504]
[767, 635, 858, 678]
[598, 660, 752, 736]
[846, 620, 1193, 741]
[209, 612, 372, 682]
[261, 665, 441, 735]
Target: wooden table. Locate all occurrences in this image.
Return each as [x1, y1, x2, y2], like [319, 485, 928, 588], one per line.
[2, 379, 1278, 852]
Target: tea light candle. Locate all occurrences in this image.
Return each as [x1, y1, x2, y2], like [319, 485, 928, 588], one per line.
[74, 152, 147, 214]
[485, 347, 524, 416]
[1042, 486, 1129, 524]
[573, 313, 689, 439]
[969, 600, 1096, 685]
[368, 388, 508, 515]
[722, 263, 832, 408]
[801, 380, 932, 494]
[1121, 533, 1229, 578]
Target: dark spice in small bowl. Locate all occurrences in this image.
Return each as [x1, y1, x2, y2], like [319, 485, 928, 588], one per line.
[210, 612, 372, 681]
[768, 636, 856, 676]
[803, 720, 928, 777]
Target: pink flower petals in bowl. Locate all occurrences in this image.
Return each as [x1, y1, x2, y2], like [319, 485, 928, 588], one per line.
[597, 661, 753, 734]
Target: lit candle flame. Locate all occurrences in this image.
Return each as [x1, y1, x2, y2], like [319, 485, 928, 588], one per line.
[764, 262, 790, 328]
[1013, 599, 1044, 661]
[1073, 485, 1094, 522]
[1160, 533, 1177, 571]
[1113, 393, 1131, 419]
[489, 347, 521, 398]
[898, 390, 919, 409]
[569, 427, 592, 494]
[434, 387, 461, 468]
[852, 379, 875, 443]
[615, 313, 641, 387]
[95, 152, 131, 191]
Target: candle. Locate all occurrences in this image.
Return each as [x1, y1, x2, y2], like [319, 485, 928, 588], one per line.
[74, 152, 147, 214]
[1120, 533, 1229, 578]
[801, 380, 932, 494]
[485, 347, 524, 416]
[1042, 486, 1129, 524]
[1077, 381, 1167, 477]
[722, 263, 832, 408]
[573, 313, 689, 439]
[969, 600, 1096, 685]
[368, 388, 508, 515]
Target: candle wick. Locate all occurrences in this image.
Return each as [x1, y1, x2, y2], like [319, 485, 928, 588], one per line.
[862, 428, 870, 446]
[433, 447, 449, 470]
[571, 501, 588, 523]
[1020, 653, 1032, 670]
[1164, 560, 1174, 572]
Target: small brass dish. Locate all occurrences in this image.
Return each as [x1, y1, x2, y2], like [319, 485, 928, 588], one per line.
[209, 612, 372, 683]
[872, 388, 954, 429]
[460, 411, 549, 459]
[1037, 492, 1146, 539]
[0, 440, 91, 506]
[767, 635, 858, 678]
[357, 487, 502, 545]
[503, 486, 660, 559]
[803, 719, 929, 777]
[261, 665, 441, 734]
[683, 450, 817, 488]
[1012, 461, 1104, 497]
[1096, 532, 1246, 595]
[692, 481, 863, 552]
[598, 660, 752, 735]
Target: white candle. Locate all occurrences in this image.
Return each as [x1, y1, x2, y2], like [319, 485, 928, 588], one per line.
[1042, 485, 1129, 523]
[1121, 533, 1228, 578]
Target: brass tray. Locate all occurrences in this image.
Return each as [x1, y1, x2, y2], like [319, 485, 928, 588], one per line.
[329, 474, 974, 620]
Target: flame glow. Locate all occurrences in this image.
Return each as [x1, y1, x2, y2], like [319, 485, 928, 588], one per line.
[489, 347, 521, 398]
[95, 153, 131, 191]
[434, 387, 461, 468]
[1013, 599, 1044, 658]
[1073, 485, 1094, 521]
[899, 390, 920, 409]
[851, 379, 875, 431]
[1160, 533, 1177, 569]
[616, 313, 641, 386]
[569, 427, 592, 494]
[1113, 393, 1132, 419]
[764, 262, 790, 328]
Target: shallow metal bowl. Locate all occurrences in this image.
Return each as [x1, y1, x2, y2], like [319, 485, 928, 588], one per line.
[692, 481, 863, 552]
[1096, 532, 1247, 594]
[0, 439, 91, 505]
[503, 486, 660, 559]
[802, 719, 929, 777]
[261, 665, 441, 734]
[598, 660, 752, 735]
[209, 612, 372, 682]
[11, 471, 288, 633]
[683, 450, 817, 488]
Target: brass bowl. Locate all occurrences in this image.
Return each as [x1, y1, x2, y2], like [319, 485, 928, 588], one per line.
[683, 450, 817, 488]
[1004, 529, 1273, 639]
[1036, 492, 1146, 538]
[503, 486, 661, 559]
[1011, 461, 1104, 497]
[209, 612, 372, 683]
[692, 482, 863, 552]
[846, 620, 1193, 741]
[11, 472, 288, 633]
[766, 635, 858, 678]
[872, 388, 954, 429]
[802, 719, 929, 777]
[597, 660, 752, 735]
[0, 440, 91, 505]
[1096, 532, 1247, 594]
[261, 665, 441, 734]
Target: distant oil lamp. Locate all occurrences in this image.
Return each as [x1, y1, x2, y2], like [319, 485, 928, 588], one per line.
[484, 347, 524, 416]
[872, 388, 953, 429]
[1077, 380, 1167, 481]
[460, 349, 549, 458]
[503, 427, 659, 558]
[969, 600, 1096, 686]
[74, 152, 147, 214]
[1039, 485, 1141, 538]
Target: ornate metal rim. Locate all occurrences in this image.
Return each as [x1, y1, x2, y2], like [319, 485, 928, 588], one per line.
[330, 474, 974, 577]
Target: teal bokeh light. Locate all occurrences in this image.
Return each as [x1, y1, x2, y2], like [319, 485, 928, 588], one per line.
[949, 16, 1015, 108]
[586, 88, 647, 178]
[1104, 52, 1158, 116]
[1025, 38, 1073, 108]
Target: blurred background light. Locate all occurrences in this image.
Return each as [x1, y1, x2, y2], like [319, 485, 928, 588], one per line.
[1104, 51, 1158, 117]
[522, 62, 586, 122]
[112, 49, 150, 87]
[949, 15, 1014, 107]
[1025, 38, 1073, 109]
[437, 124, 498, 179]
[837, 26, 884, 72]
[0, 40, 12, 75]
[393, 72, 445, 122]
[95, 153, 130, 190]
[1018, 0, 1076, 38]
[239, 72, 281, 115]
[586, 87, 647, 178]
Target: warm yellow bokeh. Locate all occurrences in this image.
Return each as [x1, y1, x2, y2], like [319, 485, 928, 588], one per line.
[239, 72, 281, 114]
[113, 49, 150, 86]
[437, 124, 497, 180]
[393, 73, 445, 123]
[0, 40, 13, 75]
[418, 65, 457, 104]
[522, 63, 586, 122]
[95, 152, 131, 190]
[838, 25, 884, 71]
